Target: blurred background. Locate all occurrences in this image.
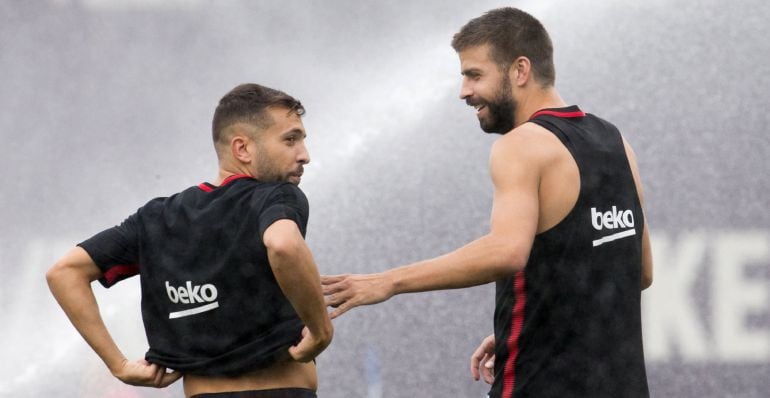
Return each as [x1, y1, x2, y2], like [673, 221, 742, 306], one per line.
[1, 0, 768, 397]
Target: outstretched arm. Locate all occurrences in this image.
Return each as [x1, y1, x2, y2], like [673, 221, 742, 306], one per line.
[264, 219, 333, 361]
[46, 247, 181, 387]
[323, 131, 542, 318]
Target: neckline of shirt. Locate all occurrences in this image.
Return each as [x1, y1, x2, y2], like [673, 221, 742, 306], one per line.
[197, 174, 254, 192]
[529, 105, 585, 120]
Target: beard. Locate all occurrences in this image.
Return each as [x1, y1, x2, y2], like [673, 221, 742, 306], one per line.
[478, 74, 517, 135]
[255, 146, 301, 184]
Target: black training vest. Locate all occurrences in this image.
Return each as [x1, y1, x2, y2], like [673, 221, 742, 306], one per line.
[79, 175, 307, 375]
[490, 106, 649, 398]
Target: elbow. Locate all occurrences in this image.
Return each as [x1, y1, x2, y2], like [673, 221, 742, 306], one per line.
[497, 246, 528, 276]
[46, 260, 68, 289]
[46, 260, 79, 298]
[265, 236, 303, 261]
[641, 273, 653, 290]
[484, 234, 529, 276]
[264, 225, 304, 261]
[317, 321, 334, 346]
[46, 257, 92, 290]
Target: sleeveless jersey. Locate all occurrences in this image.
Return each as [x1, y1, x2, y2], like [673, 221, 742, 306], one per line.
[78, 174, 307, 375]
[489, 106, 649, 397]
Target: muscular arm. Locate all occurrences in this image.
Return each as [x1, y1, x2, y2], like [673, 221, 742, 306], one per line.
[323, 130, 542, 317]
[386, 135, 539, 292]
[264, 219, 333, 360]
[623, 138, 653, 290]
[46, 247, 180, 387]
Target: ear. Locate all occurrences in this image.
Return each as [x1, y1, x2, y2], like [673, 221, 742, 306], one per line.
[230, 132, 253, 164]
[509, 56, 532, 87]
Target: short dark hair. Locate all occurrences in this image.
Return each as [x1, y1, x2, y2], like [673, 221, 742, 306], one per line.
[451, 7, 555, 86]
[212, 83, 305, 147]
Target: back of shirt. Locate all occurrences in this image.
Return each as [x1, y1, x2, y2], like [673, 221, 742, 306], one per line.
[490, 107, 649, 397]
[79, 175, 307, 375]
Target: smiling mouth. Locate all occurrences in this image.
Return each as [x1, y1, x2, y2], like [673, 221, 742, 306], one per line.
[466, 97, 485, 114]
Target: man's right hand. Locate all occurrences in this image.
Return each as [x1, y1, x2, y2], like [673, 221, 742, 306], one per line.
[112, 358, 182, 388]
[321, 273, 394, 319]
[289, 326, 332, 362]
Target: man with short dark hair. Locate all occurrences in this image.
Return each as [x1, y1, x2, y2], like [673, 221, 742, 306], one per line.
[47, 83, 332, 398]
[322, 7, 652, 397]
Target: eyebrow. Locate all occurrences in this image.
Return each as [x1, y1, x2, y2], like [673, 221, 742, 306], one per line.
[461, 68, 482, 76]
[281, 128, 306, 138]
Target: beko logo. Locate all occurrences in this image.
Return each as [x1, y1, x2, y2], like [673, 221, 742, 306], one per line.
[590, 206, 636, 247]
[591, 206, 635, 230]
[165, 281, 220, 319]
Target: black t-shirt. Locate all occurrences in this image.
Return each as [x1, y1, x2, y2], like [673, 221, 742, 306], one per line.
[79, 174, 307, 375]
[490, 106, 649, 398]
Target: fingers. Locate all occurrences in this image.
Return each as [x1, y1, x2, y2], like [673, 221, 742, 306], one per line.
[470, 339, 489, 380]
[288, 343, 308, 362]
[324, 291, 345, 307]
[322, 276, 353, 311]
[158, 370, 183, 388]
[470, 352, 482, 380]
[152, 364, 164, 387]
[288, 327, 329, 362]
[320, 274, 349, 287]
[322, 273, 390, 318]
[471, 334, 496, 383]
[288, 340, 317, 362]
[328, 303, 352, 320]
[149, 363, 179, 388]
[482, 356, 495, 384]
[117, 359, 182, 388]
[322, 277, 351, 298]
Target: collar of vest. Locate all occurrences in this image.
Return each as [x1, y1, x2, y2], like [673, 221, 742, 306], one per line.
[529, 105, 585, 120]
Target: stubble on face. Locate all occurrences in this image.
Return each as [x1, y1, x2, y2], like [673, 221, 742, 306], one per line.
[254, 142, 304, 185]
[479, 71, 517, 135]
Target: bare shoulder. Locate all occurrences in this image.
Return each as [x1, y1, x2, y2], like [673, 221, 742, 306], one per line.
[491, 122, 569, 166]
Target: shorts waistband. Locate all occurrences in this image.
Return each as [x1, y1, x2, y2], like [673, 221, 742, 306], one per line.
[191, 388, 316, 398]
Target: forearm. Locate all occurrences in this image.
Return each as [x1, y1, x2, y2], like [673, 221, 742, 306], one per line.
[269, 243, 332, 339]
[47, 261, 126, 373]
[387, 234, 527, 295]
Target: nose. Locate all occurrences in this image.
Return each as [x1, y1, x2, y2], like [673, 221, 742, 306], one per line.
[459, 78, 473, 100]
[297, 141, 310, 165]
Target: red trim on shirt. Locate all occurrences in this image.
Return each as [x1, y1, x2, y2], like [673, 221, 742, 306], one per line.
[197, 174, 254, 192]
[502, 272, 527, 398]
[221, 174, 253, 186]
[103, 264, 140, 285]
[529, 109, 586, 120]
